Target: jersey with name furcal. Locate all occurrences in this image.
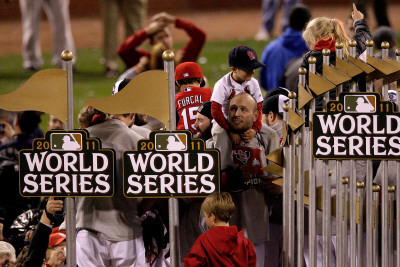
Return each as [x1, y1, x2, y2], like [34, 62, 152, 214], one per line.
[175, 86, 212, 134]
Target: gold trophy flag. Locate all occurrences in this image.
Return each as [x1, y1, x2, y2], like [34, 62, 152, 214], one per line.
[381, 57, 400, 84]
[308, 72, 335, 96]
[335, 57, 363, 78]
[298, 84, 313, 110]
[347, 56, 375, 74]
[262, 163, 283, 177]
[87, 70, 169, 126]
[366, 54, 399, 82]
[322, 63, 351, 86]
[288, 107, 305, 131]
[367, 55, 399, 75]
[0, 69, 67, 123]
[266, 147, 283, 166]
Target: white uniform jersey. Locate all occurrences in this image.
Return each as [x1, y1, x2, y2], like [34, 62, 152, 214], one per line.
[211, 72, 264, 118]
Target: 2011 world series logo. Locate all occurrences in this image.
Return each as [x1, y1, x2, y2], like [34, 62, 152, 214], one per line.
[313, 92, 400, 160]
[123, 130, 220, 198]
[19, 130, 115, 197]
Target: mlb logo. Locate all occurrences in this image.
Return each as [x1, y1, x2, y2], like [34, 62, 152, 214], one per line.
[344, 95, 376, 113]
[155, 133, 187, 152]
[50, 133, 82, 151]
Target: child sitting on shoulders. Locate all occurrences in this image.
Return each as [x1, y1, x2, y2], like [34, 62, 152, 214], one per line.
[211, 45, 265, 145]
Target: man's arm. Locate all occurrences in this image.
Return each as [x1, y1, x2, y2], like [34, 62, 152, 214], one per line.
[117, 29, 153, 69]
[175, 18, 206, 63]
[241, 102, 263, 142]
[24, 197, 64, 267]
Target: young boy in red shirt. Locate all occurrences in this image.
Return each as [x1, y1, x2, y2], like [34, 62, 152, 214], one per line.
[184, 192, 256, 267]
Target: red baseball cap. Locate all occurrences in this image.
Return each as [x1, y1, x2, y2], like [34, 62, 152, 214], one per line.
[48, 227, 66, 247]
[175, 62, 204, 82]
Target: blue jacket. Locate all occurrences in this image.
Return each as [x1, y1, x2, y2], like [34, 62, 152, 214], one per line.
[259, 28, 308, 92]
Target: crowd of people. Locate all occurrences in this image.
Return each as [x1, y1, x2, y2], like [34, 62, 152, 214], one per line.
[0, 1, 398, 266]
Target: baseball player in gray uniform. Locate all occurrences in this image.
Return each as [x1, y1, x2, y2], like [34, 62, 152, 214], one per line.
[19, 0, 76, 71]
[75, 80, 149, 267]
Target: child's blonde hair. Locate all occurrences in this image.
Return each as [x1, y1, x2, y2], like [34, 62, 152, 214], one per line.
[201, 192, 235, 223]
[302, 17, 350, 57]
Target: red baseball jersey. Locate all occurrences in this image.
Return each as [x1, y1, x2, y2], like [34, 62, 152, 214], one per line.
[175, 86, 212, 134]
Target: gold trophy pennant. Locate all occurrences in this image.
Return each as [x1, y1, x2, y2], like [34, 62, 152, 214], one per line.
[304, 170, 309, 195]
[87, 70, 169, 126]
[301, 188, 337, 217]
[367, 55, 399, 75]
[381, 57, 400, 84]
[301, 196, 338, 217]
[322, 63, 351, 85]
[302, 186, 323, 208]
[347, 55, 377, 82]
[288, 107, 305, 131]
[335, 57, 363, 79]
[262, 163, 283, 177]
[298, 84, 313, 110]
[346, 56, 375, 74]
[366, 54, 398, 82]
[272, 177, 283, 186]
[0, 69, 67, 123]
[308, 72, 336, 96]
[266, 146, 283, 166]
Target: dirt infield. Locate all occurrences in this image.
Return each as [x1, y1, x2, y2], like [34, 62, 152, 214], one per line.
[1, 4, 399, 57]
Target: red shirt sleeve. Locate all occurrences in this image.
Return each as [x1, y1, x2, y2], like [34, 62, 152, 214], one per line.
[183, 237, 208, 267]
[175, 18, 206, 63]
[117, 29, 152, 68]
[211, 101, 230, 131]
[251, 102, 263, 132]
[247, 240, 257, 267]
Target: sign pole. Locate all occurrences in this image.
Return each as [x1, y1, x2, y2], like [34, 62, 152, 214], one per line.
[297, 68, 306, 267]
[396, 48, 400, 267]
[308, 56, 317, 267]
[349, 42, 358, 267]
[282, 101, 289, 267]
[321, 49, 332, 267]
[361, 39, 374, 267]
[335, 42, 344, 267]
[289, 92, 296, 266]
[162, 50, 181, 267]
[61, 50, 77, 267]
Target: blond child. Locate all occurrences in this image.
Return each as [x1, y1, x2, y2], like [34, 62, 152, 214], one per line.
[300, 3, 371, 110]
[184, 192, 256, 267]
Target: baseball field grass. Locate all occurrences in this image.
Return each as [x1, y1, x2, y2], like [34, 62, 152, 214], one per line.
[0, 39, 268, 129]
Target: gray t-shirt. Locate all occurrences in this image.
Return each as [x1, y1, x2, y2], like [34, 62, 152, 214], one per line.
[75, 119, 143, 241]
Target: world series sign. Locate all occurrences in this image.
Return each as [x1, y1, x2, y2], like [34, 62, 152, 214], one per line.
[19, 130, 115, 196]
[123, 130, 220, 198]
[313, 92, 400, 160]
